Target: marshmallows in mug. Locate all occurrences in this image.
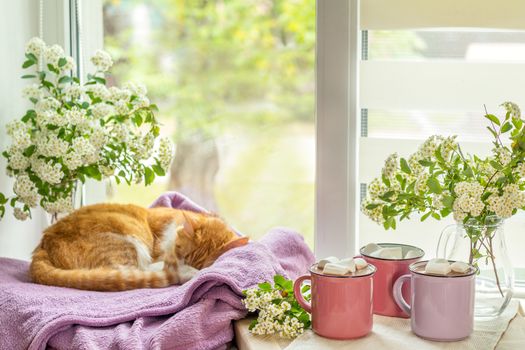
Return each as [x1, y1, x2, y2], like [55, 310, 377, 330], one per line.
[363, 243, 421, 260]
[425, 259, 470, 275]
[317, 257, 368, 276]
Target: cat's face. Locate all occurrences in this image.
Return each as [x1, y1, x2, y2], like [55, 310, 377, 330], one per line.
[174, 215, 248, 269]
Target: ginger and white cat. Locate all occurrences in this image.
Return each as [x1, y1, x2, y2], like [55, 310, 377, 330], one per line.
[30, 203, 248, 291]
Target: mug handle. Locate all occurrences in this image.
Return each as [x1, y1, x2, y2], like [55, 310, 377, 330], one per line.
[393, 274, 412, 316]
[293, 275, 312, 313]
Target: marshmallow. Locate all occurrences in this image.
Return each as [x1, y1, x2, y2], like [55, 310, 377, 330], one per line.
[318, 256, 339, 269]
[371, 247, 403, 259]
[404, 249, 420, 259]
[338, 258, 356, 273]
[451, 261, 470, 274]
[362, 243, 381, 255]
[353, 258, 368, 270]
[323, 263, 350, 276]
[425, 259, 451, 275]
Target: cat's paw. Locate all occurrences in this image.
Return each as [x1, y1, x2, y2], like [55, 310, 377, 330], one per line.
[177, 264, 199, 283]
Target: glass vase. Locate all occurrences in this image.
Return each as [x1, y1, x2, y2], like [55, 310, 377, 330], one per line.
[437, 216, 514, 318]
[47, 181, 85, 225]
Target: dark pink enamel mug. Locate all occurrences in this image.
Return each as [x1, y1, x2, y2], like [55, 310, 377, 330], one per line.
[293, 263, 376, 339]
[393, 260, 477, 341]
[359, 243, 424, 318]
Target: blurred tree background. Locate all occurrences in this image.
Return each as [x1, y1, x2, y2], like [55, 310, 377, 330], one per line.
[103, 0, 315, 245]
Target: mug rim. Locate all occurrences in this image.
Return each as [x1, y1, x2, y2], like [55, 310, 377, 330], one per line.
[359, 243, 425, 261]
[409, 260, 478, 278]
[309, 263, 377, 279]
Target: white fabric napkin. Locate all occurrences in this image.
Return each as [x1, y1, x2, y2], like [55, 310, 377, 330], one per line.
[285, 300, 521, 350]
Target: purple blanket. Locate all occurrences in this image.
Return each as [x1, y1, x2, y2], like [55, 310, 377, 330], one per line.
[0, 192, 315, 350]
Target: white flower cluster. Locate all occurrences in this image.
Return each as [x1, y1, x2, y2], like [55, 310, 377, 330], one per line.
[13, 175, 38, 208]
[452, 182, 484, 221]
[382, 153, 398, 179]
[501, 101, 521, 119]
[517, 163, 525, 179]
[90, 50, 113, 72]
[22, 84, 42, 99]
[2, 38, 174, 219]
[493, 147, 512, 166]
[158, 137, 174, 170]
[43, 196, 74, 214]
[361, 198, 384, 224]
[487, 184, 525, 218]
[13, 207, 29, 221]
[242, 288, 306, 339]
[26, 37, 46, 57]
[44, 44, 65, 66]
[415, 172, 429, 194]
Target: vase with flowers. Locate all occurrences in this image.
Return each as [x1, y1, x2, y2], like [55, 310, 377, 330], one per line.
[362, 102, 525, 317]
[0, 37, 173, 222]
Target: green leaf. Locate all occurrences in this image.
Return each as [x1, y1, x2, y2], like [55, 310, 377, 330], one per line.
[22, 145, 36, 157]
[47, 64, 59, 74]
[0, 193, 7, 205]
[400, 158, 411, 174]
[365, 203, 380, 210]
[25, 53, 37, 62]
[152, 164, 166, 176]
[441, 195, 454, 208]
[41, 80, 54, 89]
[58, 57, 67, 67]
[418, 160, 434, 167]
[93, 76, 106, 85]
[440, 208, 451, 217]
[420, 211, 432, 222]
[431, 212, 441, 220]
[512, 117, 523, 130]
[84, 165, 102, 181]
[501, 122, 512, 133]
[486, 126, 498, 139]
[132, 114, 143, 127]
[258, 282, 272, 291]
[21, 74, 36, 79]
[144, 167, 155, 186]
[426, 177, 442, 194]
[274, 275, 286, 289]
[485, 114, 501, 126]
[301, 284, 311, 294]
[490, 160, 503, 170]
[58, 76, 72, 84]
[22, 60, 35, 68]
[248, 319, 258, 330]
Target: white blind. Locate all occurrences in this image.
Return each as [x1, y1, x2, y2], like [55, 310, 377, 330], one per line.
[358, 0, 525, 266]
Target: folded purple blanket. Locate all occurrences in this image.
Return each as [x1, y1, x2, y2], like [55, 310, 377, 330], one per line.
[0, 192, 315, 350]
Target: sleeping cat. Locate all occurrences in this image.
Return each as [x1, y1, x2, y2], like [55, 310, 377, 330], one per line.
[30, 203, 248, 291]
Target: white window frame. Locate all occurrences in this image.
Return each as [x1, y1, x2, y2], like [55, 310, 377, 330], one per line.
[48, 0, 106, 205]
[315, 0, 360, 259]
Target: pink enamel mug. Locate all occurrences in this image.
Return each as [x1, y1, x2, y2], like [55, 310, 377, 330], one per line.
[293, 263, 376, 339]
[393, 260, 477, 341]
[359, 243, 424, 318]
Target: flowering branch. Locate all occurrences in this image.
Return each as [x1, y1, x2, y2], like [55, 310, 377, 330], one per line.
[1, 38, 174, 220]
[242, 275, 311, 338]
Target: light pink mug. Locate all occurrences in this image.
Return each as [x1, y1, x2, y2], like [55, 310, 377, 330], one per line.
[293, 263, 376, 339]
[393, 260, 477, 341]
[359, 243, 424, 318]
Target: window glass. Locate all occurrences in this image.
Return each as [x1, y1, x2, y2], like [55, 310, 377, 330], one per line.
[103, 0, 315, 246]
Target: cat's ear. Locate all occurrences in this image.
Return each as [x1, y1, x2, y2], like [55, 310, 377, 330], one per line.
[181, 212, 195, 235]
[221, 236, 249, 253]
